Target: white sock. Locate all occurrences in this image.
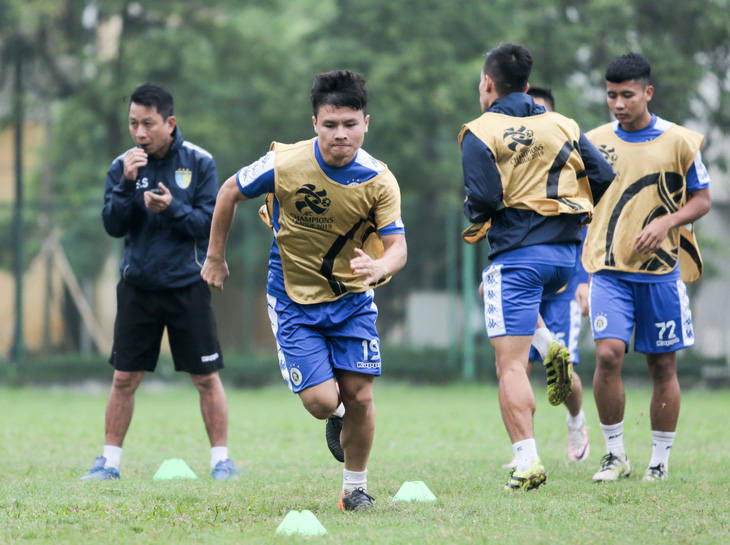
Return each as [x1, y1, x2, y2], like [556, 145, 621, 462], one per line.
[103, 445, 122, 470]
[649, 430, 675, 469]
[567, 409, 585, 430]
[210, 446, 229, 468]
[332, 403, 345, 418]
[512, 438, 539, 472]
[600, 421, 625, 457]
[343, 469, 367, 495]
[531, 327, 552, 359]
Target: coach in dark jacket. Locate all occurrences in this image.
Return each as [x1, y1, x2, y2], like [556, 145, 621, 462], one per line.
[103, 121, 217, 289]
[82, 83, 240, 481]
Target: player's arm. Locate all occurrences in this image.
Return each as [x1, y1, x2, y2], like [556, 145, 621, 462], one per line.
[635, 187, 711, 254]
[577, 132, 615, 206]
[201, 174, 249, 290]
[461, 130, 503, 223]
[574, 226, 590, 316]
[350, 233, 407, 287]
[202, 151, 275, 289]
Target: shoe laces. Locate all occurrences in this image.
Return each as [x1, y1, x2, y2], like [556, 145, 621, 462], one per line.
[646, 463, 665, 477]
[599, 452, 622, 470]
[345, 487, 375, 506]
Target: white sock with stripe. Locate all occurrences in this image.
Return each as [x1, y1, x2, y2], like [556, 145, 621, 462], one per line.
[343, 469, 367, 496]
[600, 421, 625, 457]
[649, 430, 675, 469]
[513, 438, 539, 472]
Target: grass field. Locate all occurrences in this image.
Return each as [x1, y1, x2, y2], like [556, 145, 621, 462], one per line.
[1, 380, 729, 544]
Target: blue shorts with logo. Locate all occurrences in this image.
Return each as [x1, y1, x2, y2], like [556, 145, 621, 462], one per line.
[482, 245, 576, 338]
[266, 290, 382, 393]
[589, 272, 695, 354]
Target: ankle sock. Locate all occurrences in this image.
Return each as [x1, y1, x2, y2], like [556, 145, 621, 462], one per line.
[103, 445, 122, 470]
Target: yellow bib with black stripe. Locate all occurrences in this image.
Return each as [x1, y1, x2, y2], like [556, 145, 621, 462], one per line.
[459, 112, 595, 226]
[273, 139, 402, 304]
[582, 123, 703, 277]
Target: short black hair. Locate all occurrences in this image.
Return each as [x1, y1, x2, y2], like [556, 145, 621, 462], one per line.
[527, 86, 555, 111]
[311, 70, 368, 117]
[129, 83, 174, 120]
[483, 43, 533, 97]
[605, 53, 651, 86]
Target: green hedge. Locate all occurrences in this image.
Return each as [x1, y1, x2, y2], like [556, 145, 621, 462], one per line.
[0, 345, 724, 387]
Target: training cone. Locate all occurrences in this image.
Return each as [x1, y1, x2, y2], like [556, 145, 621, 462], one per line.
[275, 510, 328, 536]
[392, 481, 437, 502]
[153, 458, 198, 480]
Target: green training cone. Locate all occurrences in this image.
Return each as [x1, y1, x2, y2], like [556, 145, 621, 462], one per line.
[153, 458, 198, 480]
[275, 510, 328, 536]
[392, 481, 437, 502]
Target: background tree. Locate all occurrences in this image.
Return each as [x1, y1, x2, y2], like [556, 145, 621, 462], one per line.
[1, 0, 728, 355]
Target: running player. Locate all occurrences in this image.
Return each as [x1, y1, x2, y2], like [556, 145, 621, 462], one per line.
[461, 44, 614, 491]
[202, 70, 407, 510]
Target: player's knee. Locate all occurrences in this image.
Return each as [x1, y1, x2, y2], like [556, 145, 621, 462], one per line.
[303, 398, 338, 420]
[647, 355, 677, 383]
[190, 371, 220, 391]
[595, 344, 623, 373]
[299, 390, 338, 419]
[340, 387, 373, 413]
[112, 371, 142, 393]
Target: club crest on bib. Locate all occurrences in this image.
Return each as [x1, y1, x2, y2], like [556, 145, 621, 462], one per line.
[503, 126, 534, 152]
[175, 168, 192, 189]
[502, 126, 545, 167]
[596, 144, 619, 167]
[295, 184, 331, 215]
[289, 184, 335, 231]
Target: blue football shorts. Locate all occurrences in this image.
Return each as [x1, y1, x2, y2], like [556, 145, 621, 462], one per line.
[482, 262, 574, 338]
[589, 273, 695, 353]
[266, 291, 382, 393]
[529, 294, 582, 364]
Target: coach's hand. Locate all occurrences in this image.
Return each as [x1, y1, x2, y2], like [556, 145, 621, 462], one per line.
[144, 183, 172, 214]
[123, 146, 147, 180]
[202, 256, 229, 291]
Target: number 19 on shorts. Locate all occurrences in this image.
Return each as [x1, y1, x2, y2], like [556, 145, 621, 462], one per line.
[358, 339, 381, 370]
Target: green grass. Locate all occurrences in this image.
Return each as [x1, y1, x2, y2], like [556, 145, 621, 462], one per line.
[1, 381, 729, 544]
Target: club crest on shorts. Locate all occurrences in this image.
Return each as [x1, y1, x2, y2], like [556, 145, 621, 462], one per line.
[289, 366, 303, 387]
[175, 168, 192, 189]
[593, 312, 608, 333]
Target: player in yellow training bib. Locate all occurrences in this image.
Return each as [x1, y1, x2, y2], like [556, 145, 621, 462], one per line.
[202, 70, 407, 511]
[460, 43, 615, 492]
[584, 53, 711, 484]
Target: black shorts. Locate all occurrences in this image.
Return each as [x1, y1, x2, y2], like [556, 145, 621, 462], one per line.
[109, 279, 224, 374]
